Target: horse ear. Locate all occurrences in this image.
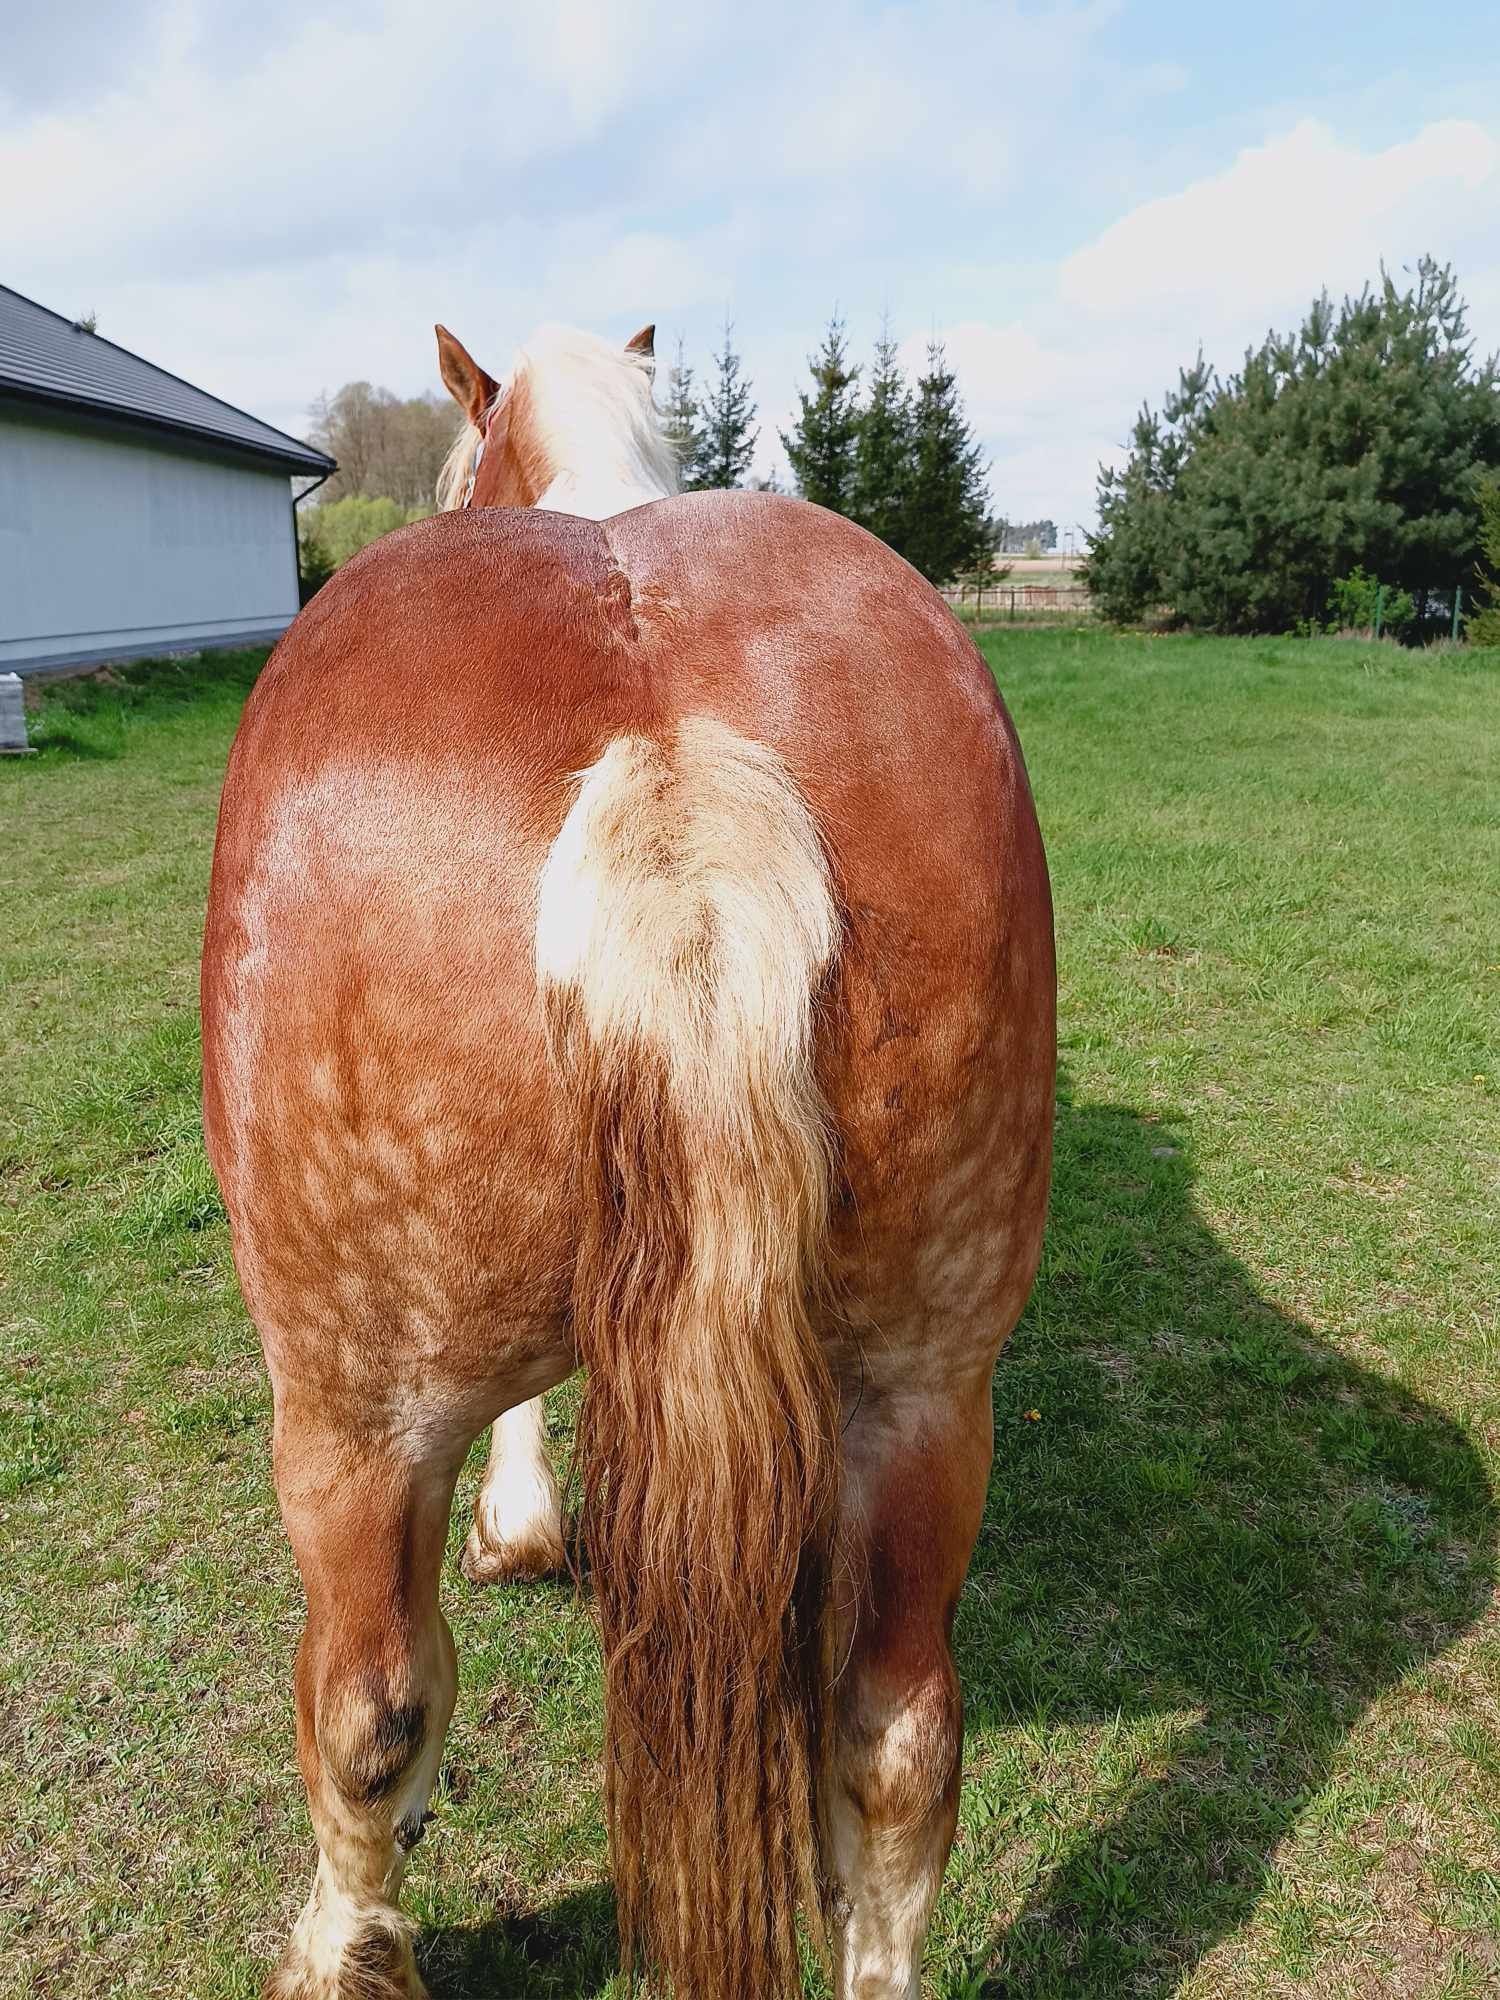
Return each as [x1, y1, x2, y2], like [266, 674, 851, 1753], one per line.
[625, 324, 655, 359]
[435, 324, 498, 425]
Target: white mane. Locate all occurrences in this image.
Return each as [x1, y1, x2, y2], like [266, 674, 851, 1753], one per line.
[436, 323, 680, 520]
[436, 413, 485, 514]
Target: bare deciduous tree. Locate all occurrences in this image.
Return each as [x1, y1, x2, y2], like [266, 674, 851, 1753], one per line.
[307, 384, 456, 507]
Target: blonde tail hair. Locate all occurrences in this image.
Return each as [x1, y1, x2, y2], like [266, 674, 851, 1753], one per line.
[536, 716, 841, 1997]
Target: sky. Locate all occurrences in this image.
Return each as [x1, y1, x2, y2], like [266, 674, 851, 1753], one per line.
[4, 0, 1499, 536]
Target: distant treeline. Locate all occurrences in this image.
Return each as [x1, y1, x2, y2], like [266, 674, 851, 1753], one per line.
[997, 519, 1058, 555]
[296, 386, 445, 595]
[306, 383, 452, 507]
[299, 314, 1012, 591]
[296, 494, 432, 598]
[1087, 258, 1500, 637]
[668, 314, 997, 585]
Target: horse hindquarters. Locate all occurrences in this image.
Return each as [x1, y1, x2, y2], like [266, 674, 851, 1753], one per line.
[538, 718, 842, 2000]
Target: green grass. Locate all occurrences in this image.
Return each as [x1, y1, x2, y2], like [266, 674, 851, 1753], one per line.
[3, 631, 1498, 1998]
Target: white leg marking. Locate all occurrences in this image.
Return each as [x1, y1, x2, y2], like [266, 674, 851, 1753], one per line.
[831, 1698, 946, 2000]
[831, 1789, 939, 2000]
[461, 1397, 565, 1583]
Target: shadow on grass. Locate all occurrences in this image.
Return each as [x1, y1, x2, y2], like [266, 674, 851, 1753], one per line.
[960, 1079, 1495, 1997]
[409, 1076, 1492, 1999]
[418, 1884, 619, 1999]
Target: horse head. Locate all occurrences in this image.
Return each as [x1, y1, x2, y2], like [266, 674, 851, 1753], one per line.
[434, 321, 668, 517]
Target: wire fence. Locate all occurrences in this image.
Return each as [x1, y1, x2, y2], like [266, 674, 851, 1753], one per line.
[942, 581, 1094, 621]
[940, 580, 1477, 636]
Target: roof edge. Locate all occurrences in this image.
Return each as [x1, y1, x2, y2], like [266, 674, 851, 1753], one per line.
[0, 378, 336, 473]
[0, 281, 336, 472]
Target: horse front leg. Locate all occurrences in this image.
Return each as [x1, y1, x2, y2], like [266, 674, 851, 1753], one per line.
[461, 1393, 567, 1584]
[268, 1394, 465, 2000]
[829, 1381, 993, 2000]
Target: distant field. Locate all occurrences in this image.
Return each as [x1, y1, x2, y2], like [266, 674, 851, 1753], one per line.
[992, 554, 1087, 574]
[2, 629, 1498, 1998]
[943, 556, 1091, 622]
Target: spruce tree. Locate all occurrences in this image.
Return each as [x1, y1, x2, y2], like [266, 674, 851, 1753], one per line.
[696, 318, 759, 490]
[660, 337, 706, 490]
[902, 339, 993, 584]
[850, 322, 915, 555]
[781, 312, 862, 513]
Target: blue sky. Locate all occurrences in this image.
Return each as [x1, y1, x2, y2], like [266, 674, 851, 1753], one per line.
[4, 1, 1497, 531]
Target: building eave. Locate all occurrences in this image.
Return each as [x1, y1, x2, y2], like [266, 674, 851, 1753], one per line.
[0, 379, 336, 476]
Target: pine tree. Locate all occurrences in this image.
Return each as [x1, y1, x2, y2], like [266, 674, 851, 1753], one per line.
[1085, 358, 1210, 623]
[781, 312, 862, 513]
[1087, 260, 1500, 631]
[902, 339, 993, 584]
[1471, 474, 1500, 645]
[696, 318, 759, 490]
[850, 321, 915, 555]
[660, 337, 706, 491]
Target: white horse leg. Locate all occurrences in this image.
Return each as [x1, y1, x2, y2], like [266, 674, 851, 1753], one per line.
[460, 1395, 566, 1583]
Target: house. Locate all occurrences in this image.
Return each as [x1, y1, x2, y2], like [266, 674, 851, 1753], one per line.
[0, 283, 334, 675]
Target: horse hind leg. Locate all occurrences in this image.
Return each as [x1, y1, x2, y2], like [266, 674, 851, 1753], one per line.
[268, 1402, 463, 2000]
[829, 1380, 993, 2000]
[460, 1394, 566, 1584]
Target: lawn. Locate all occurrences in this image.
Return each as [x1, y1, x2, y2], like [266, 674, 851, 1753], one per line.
[2, 628, 1498, 1999]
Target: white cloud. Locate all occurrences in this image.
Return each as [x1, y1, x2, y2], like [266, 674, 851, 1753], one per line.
[1, 0, 1126, 451]
[4, 5, 1497, 539]
[905, 323, 1072, 433]
[944, 118, 1500, 530]
[0, 3, 660, 283]
[661, 0, 1120, 207]
[1060, 117, 1500, 332]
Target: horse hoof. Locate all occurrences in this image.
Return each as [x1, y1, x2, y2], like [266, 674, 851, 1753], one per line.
[460, 1522, 566, 1585]
[265, 1905, 429, 2000]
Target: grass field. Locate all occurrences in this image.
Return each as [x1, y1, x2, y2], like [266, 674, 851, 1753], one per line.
[3, 628, 1498, 1999]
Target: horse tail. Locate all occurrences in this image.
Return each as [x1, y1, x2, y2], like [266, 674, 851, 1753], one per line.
[536, 716, 842, 1998]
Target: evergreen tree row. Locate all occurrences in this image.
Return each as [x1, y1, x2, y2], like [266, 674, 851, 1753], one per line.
[662, 313, 994, 584]
[1473, 475, 1500, 645]
[1085, 258, 1500, 633]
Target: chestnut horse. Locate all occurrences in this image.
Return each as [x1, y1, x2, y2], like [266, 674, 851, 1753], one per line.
[202, 320, 1054, 1999]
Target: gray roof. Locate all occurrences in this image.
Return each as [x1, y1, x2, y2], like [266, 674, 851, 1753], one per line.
[0, 282, 335, 475]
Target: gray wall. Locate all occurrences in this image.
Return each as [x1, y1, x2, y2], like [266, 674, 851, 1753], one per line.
[0, 409, 301, 672]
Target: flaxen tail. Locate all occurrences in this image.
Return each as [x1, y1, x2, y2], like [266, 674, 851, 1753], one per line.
[537, 716, 841, 1998]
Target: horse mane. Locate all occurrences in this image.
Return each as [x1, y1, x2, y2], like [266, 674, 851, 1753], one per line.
[436, 324, 680, 514]
[436, 408, 488, 513]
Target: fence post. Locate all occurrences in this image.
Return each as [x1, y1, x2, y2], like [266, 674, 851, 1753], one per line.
[1452, 587, 1463, 642]
[1374, 585, 1384, 639]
